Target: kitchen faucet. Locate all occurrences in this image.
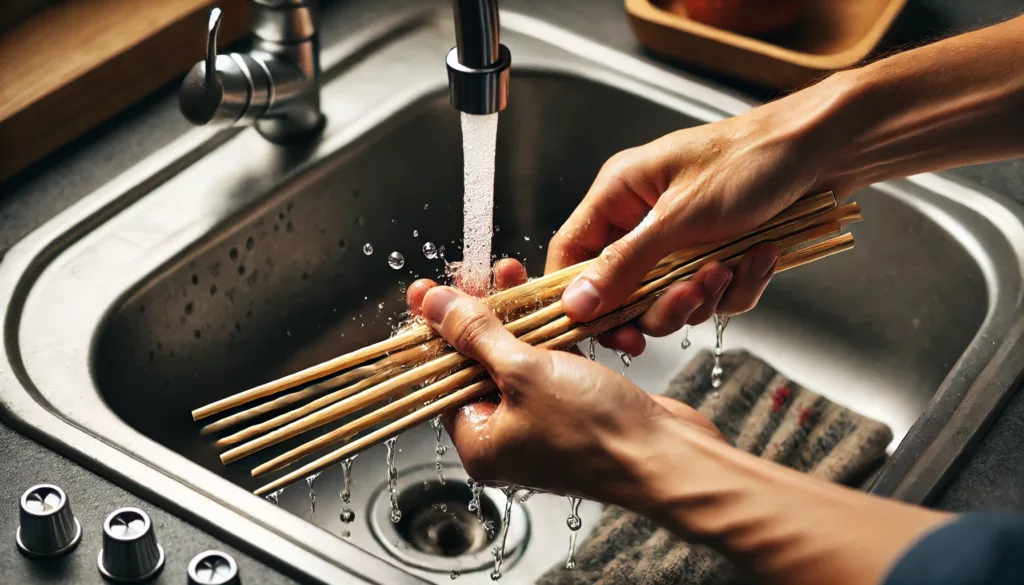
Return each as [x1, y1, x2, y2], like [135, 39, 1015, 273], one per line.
[178, 1, 323, 144]
[178, 0, 509, 141]
[447, 0, 511, 115]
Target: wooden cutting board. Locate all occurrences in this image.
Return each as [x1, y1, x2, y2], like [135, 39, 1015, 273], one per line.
[0, 0, 249, 183]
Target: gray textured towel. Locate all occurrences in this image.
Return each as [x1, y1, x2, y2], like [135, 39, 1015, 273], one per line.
[538, 349, 893, 585]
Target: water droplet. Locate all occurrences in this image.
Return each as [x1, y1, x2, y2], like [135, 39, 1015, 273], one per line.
[265, 489, 284, 506]
[385, 438, 401, 523]
[615, 350, 632, 375]
[430, 417, 446, 485]
[680, 325, 691, 350]
[340, 507, 355, 523]
[711, 315, 730, 388]
[450, 569, 461, 580]
[413, 230, 419, 237]
[423, 242, 438, 259]
[523, 236, 530, 242]
[388, 251, 405, 270]
[423, 204, 429, 210]
[363, 243, 373, 255]
[357, 217, 367, 226]
[339, 455, 357, 504]
[229, 248, 238, 261]
[246, 237, 255, 250]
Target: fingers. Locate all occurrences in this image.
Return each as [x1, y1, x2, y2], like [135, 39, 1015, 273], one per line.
[406, 279, 438, 316]
[545, 149, 658, 274]
[684, 263, 733, 325]
[636, 279, 705, 337]
[717, 243, 779, 316]
[421, 286, 539, 386]
[561, 215, 670, 322]
[596, 326, 647, 357]
[493, 258, 528, 290]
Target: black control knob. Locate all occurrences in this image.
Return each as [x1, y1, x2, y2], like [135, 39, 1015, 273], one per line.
[188, 550, 241, 585]
[97, 507, 165, 582]
[16, 484, 82, 558]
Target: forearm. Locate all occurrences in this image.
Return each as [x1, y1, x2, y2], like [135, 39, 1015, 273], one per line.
[607, 417, 950, 585]
[808, 15, 1024, 191]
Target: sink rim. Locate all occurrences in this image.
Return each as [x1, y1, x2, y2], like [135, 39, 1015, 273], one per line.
[2, 7, 1024, 585]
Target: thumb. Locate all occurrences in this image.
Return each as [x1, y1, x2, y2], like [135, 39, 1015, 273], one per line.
[421, 286, 532, 381]
[561, 211, 670, 322]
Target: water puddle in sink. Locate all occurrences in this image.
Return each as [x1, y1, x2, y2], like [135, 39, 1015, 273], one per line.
[459, 112, 499, 296]
[565, 496, 583, 570]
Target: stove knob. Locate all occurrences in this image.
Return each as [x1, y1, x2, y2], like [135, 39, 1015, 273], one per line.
[97, 507, 165, 582]
[16, 484, 82, 558]
[188, 550, 240, 585]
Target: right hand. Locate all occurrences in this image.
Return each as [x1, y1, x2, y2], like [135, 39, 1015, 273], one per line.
[547, 93, 840, 355]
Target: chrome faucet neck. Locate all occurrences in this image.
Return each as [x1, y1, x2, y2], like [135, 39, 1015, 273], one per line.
[179, 0, 323, 144]
[447, 0, 510, 115]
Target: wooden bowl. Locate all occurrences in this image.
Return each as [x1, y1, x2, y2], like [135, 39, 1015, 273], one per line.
[626, 0, 908, 89]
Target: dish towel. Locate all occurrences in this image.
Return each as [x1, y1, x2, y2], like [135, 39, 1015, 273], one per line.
[538, 348, 893, 585]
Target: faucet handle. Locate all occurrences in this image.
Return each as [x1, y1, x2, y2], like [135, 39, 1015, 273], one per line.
[179, 7, 255, 126]
[204, 8, 222, 91]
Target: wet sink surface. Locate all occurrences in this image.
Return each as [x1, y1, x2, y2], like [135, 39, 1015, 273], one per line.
[4, 7, 1024, 585]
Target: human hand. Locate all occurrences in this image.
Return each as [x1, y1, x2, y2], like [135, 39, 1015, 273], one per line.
[548, 97, 838, 355]
[405, 260, 721, 500]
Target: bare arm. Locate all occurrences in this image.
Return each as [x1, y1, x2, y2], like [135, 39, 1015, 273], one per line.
[551, 15, 1024, 347]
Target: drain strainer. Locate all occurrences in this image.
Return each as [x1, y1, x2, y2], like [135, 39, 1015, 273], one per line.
[369, 465, 528, 573]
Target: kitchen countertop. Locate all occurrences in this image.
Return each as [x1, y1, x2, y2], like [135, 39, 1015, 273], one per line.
[1, 0, 1023, 582]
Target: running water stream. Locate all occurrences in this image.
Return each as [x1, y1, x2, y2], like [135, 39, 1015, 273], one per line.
[430, 416, 447, 484]
[459, 112, 499, 296]
[384, 437, 402, 523]
[339, 455, 357, 538]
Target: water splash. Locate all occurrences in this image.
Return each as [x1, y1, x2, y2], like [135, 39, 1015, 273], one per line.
[711, 315, 731, 388]
[430, 416, 447, 485]
[265, 489, 284, 506]
[490, 486, 517, 581]
[423, 242, 438, 259]
[565, 496, 583, 570]
[680, 325, 691, 350]
[385, 437, 402, 523]
[459, 112, 499, 296]
[615, 350, 632, 375]
[305, 472, 322, 521]
[468, 478, 485, 526]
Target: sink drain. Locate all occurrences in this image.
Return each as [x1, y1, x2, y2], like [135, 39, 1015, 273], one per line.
[369, 465, 528, 573]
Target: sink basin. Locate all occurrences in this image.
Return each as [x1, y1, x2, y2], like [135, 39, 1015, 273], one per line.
[3, 5, 1024, 585]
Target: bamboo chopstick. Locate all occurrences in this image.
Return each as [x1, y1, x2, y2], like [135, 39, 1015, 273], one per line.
[251, 231, 856, 495]
[222, 205, 857, 465]
[194, 191, 837, 421]
[248, 218, 856, 475]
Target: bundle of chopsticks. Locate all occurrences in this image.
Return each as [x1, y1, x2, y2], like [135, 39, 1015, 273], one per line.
[191, 191, 858, 496]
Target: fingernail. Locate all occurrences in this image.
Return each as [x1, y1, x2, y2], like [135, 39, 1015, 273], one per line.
[752, 250, 778, 279]
[708, 269, 732, 296]
[422, 287, 459, 327]
[563, 277, 602, 320]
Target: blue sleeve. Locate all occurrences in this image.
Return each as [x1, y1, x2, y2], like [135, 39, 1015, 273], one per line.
[884, 512, 1024, 585]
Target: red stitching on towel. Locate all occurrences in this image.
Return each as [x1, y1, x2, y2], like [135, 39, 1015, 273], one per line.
[771, 386, 791, 413]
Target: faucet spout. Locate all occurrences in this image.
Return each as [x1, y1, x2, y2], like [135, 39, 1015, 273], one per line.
[447, 0, 510, 115]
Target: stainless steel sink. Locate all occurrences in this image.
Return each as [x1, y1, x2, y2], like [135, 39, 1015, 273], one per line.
[3, 5, 1024, 585]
